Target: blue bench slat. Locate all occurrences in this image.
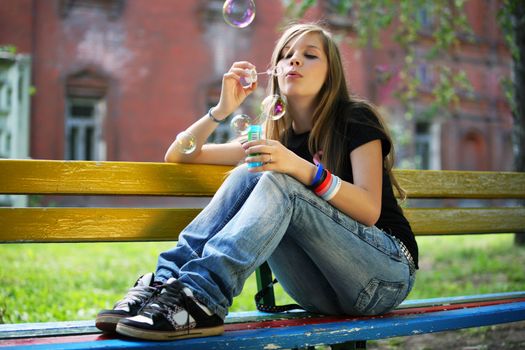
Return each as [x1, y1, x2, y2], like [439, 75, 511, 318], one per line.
[2, 302, 524, 350]
[398, 291, 525, 309]
[2, 291, 525, 340]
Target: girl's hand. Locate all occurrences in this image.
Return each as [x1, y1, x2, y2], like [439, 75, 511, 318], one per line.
[213, 61, 258, 119]
[242, 139, 299, 175]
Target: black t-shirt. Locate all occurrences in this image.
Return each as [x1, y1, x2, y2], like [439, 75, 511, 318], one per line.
[283, 102, 419, 268]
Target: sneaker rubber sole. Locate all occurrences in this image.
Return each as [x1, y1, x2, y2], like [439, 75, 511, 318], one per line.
[115, 322, 224, 341]
[95, 314, 127, 333]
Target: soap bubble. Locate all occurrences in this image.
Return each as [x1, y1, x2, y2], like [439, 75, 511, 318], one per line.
[231, 113, 266, 134]
[230, 114, 250, 135]
[240, 68, 257, 89]
[175, 130, 196, 154]
[261, 94, 287, 120]
[222, 0, 256, 29]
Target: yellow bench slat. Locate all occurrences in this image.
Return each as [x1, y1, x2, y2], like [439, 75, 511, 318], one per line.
[0, 160, 232, 196]
[406, 207, 525, 235]
[0, 208, 199, 242]
[1, 160, 524, 199]
[1, 207, 524, 243]
[393, 169, 525, 199]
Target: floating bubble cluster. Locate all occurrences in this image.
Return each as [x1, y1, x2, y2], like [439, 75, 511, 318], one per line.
[222, 0, 256, 29]
[176, 93, 287, 154]
[174, 130, 197, 154]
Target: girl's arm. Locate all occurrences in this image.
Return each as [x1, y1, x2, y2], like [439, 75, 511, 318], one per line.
[328, 140, 383, 226]
[164, 61, 256, 165]
[243, 139, 383, 226]
[164, 110, 246, 165]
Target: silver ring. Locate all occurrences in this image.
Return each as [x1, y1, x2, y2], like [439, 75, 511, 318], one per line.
[269, 154, 272, 163]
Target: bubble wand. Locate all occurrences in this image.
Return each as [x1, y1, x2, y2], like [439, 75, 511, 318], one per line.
[240, 66, 285, 89]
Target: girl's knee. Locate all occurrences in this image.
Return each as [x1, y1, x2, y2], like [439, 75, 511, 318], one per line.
[261, 171, 303, 192]
[226, 165, 261, 185]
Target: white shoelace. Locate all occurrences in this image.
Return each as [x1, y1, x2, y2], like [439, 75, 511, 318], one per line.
[114, 285, 157, 310]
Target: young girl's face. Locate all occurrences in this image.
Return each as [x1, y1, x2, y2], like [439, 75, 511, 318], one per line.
[276, 32, 328, 102]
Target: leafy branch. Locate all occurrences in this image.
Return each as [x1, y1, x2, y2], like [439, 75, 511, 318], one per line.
[283, 0, 474, 119]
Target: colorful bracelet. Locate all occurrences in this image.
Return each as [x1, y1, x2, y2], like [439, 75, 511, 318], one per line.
[309, 168, 343, 202]
[323, 175, 342, 201]
[311, 168, 327, 191]
[320, 174, 338, 199]
[207, 107, 222, 123]
[308, 163, 324, 189]
[314, 170, 332, 196]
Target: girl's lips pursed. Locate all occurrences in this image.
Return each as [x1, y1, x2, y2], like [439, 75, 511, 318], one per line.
[286, 71, 303, 78]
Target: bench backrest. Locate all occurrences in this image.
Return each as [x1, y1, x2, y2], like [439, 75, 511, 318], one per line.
[1, 159, 524, 243]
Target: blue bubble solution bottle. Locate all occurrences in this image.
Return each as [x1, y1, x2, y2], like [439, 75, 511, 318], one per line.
[247, 125, 263, 168]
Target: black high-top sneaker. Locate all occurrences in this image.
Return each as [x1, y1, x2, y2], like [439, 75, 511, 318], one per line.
[115, 278, 224, 341]
[96, 273, 158, 332]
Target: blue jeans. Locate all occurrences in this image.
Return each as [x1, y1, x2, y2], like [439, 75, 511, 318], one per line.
[156, 165, 415, 319]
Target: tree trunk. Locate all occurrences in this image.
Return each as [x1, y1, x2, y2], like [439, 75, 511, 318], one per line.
[511, 1, 525, 246]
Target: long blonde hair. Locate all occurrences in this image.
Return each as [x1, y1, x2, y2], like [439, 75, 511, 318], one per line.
[265, 22, 406, 199]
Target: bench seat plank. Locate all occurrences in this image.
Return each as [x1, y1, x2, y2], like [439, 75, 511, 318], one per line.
[1, 207, 524, 242]
[2, 292, 524, 340]
[1, 302, 524, 349]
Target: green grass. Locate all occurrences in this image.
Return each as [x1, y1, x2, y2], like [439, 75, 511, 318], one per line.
[1, 234, 524, 324]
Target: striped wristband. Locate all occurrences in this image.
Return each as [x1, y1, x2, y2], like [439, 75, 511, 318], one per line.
[314, 170, 332, 196]
[308, 163, 324, 189]
[323, 175, 342, 201]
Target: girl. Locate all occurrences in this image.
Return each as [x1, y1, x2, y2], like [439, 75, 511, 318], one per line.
[96, 22, 418, 341]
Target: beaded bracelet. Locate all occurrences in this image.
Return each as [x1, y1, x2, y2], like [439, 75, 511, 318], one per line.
[207, 107, 222, 123]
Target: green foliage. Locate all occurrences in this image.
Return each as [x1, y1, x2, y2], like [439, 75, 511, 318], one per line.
[497, 0, 522, 62]
[285, 0, 475, 119]
[282, 0, 317, 19]
[410, 234, 525, 299]
[0, 45, 17, 55]
[1, 235, 524, 323]
[497, 0, 524, 121]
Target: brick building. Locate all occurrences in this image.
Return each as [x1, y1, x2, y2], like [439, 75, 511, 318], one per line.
[0, 0, 514, 172]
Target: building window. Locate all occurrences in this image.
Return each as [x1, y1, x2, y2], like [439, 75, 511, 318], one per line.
[59, 0, 125, 19]
[0, 129, 11, 158]
[415, 121, 431, 169]
[417, 63, 434, 89]
[0, 79, 12, 113]
[418, 5, 435, 31]
[202, 0, 225, 23]
[65, 97, 105, 160]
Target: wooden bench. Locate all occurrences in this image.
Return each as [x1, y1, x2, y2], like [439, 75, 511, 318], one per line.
[1, 159, 525, 349]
